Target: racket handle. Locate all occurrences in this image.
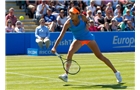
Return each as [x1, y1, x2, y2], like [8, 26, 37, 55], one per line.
[55, 52, 61, 57]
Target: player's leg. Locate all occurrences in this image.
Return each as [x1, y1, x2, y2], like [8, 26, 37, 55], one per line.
[66, 40, 82, 73]
[87, 40, 122, 83]
[87, 40, 117, 72]
[67, 40, 82, 60]
[58, 40, 82, 82]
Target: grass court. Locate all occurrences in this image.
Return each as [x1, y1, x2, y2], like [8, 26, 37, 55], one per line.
[6, 52, 135, 90]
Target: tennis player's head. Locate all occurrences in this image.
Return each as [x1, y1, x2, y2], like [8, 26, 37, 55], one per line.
[69, 6, 80, 20]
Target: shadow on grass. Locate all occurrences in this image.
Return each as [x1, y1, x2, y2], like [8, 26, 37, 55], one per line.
[63, 83, 127, 89]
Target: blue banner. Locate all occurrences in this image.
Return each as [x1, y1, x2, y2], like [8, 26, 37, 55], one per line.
[6, 32, 135, 55]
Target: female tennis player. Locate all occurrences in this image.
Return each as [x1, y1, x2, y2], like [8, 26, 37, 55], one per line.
[51, 6, 122, 83]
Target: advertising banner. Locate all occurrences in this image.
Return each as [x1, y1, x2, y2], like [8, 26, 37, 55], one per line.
[6, 32, 135, 55]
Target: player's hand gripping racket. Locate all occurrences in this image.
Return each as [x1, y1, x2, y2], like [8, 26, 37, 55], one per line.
[55, 52, 81, 75]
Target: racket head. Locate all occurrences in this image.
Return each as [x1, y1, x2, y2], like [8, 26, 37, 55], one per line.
[63, 60, 81, 75]
[55, 52, 80, 75]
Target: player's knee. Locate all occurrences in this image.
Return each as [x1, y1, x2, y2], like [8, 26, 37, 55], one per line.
[96, 54, 104, 60]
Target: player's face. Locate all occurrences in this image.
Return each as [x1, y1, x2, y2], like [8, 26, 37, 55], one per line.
[69, 12, 78, 20]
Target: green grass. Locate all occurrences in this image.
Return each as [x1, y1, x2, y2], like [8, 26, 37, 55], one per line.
[6, 52, 135, 90]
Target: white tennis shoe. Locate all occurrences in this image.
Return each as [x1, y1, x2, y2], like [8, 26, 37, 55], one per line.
[115, 71, 122, 83]
[58, 74, 68, 82]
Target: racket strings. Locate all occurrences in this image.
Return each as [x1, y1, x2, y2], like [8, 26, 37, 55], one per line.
[64, 60, 80, 74]
[55, 53, 80, 75]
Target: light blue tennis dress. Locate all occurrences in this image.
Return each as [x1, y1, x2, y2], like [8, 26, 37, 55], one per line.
[69, 15, 95, 40]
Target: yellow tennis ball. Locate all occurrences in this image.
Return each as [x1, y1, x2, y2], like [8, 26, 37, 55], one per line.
[19, 16, 24, 20]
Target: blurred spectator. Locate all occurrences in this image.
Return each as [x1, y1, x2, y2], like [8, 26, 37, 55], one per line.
[104, 13, 113, 24]
[94, 10, 105, 28]
[63, 1, 70, 9]
[118, 0, 128, 14]
[14, 21, 25, 33]
[46, 1, 51, 5]
[15, 21, 25, 33]
[95, 5, 105, 16]
[67, 1, 75, 16]
[125, 20, 134, 31]
[102, 0, 113, 5]
[44, 8, 57, 32]
[100, 5, 106, 17]
[72, 0, 79, 6]
[83, 0, 90, 6]
[105, 2, 114, 17]
[37, 0, 42, 5]
[112, 0, 119, 10]
[128, 0, 135, 4]
[36, 0, 50, 5]
[118, 18, 128, 31]
[123, 4, 132, 15]
[96, 6, 101, 13]
[35, 18, 50, 49]
[16, 1, 26, 9]
[88, 20, 100, 31]
[67, 1, 75, 10]
[119, 0, 129, 7]
[5, 19, 14, 33]
[56, 10, 68, 31]
[119, 0, 129, 5]
[5, 8, 17, 28]
[52, 12, 60, 20]
[109, 19, 118, 31]
[86, 10, 95, 22]
[36, 0, 49, 25]
[56, 1, 67, 14]
[48, 1, 57, 13]
[53, 1, 65, 13]
[48, 1, 60, 18]
[26, 0, 37, 18]
[80, 7, 87, 16]
[100, 22, 110, 31]
[113, 11, 123, 25]
[123, 9, 134, 22]
[114, 4, 121, 16]
[131, 3, 135, 12]
[94, 0, 104, 8]
[78, 1, 87, 11]
[56, 0, 65, 6]
[86, 0, 96, 16]
[131, 3, 135, 24]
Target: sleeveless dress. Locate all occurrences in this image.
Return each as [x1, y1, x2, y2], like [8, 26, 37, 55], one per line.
[69, 15, 95, 40]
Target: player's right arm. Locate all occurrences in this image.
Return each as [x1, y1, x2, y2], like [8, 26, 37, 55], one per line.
[51, 19, 71, 53]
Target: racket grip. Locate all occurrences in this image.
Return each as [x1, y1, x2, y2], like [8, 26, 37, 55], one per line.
[55, 52, 60, 57]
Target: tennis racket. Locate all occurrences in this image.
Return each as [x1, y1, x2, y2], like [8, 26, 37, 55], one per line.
[55, 52, 81, 75]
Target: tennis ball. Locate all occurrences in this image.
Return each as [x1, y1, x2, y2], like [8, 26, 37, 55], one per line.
[19, 16, 24, 20]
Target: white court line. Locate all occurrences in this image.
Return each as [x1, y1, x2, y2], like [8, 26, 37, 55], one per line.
[6, 72, 95, 84]
[6, 72, 56, 80]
